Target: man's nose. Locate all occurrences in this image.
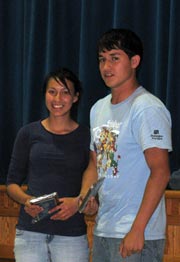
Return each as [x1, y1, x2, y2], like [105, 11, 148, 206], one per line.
[103, 59, 112, 69]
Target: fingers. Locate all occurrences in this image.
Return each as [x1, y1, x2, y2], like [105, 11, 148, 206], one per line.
[83, 197, 98, 215]
[24, 203, 43, 217]
[49, 197, 79, 220]
[119, 238, 143, 258]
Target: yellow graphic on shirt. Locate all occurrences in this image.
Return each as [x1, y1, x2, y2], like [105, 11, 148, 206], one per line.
[95, 126, 120, 176]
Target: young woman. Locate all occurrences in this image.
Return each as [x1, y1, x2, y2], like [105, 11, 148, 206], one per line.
[7, 68, 90, 262]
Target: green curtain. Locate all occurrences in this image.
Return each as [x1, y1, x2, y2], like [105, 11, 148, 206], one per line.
[0, 0, 179, 183]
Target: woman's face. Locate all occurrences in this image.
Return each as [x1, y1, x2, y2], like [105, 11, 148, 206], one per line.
[45, 77, 79, 118]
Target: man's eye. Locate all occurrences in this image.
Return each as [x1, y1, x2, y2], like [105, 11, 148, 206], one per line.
[99, 57, 105, 63]
[112, 56, 119, 61]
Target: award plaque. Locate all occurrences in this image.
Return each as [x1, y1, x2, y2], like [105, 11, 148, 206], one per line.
[79, 177, 105, 213]
[30, 192, 59, 223]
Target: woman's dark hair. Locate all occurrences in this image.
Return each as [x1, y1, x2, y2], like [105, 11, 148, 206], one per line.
[43, 67, 82, 120]
[97, 28, 143, 67]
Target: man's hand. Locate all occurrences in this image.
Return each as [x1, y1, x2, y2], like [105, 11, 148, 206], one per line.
[81, 196, 99, 216]
[119, 229, 144, 258]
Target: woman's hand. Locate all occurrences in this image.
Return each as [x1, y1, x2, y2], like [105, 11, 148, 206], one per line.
[49, 197, 79, 220]
[24, 198, 43, 218]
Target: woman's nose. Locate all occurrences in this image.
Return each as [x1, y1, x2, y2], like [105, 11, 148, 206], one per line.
[53, 92, 62, 101]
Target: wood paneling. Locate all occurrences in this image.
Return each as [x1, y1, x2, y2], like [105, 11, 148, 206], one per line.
[163, 191, 180, 262]
[0, 186, 180, 262]
[0, 186, 26, 261]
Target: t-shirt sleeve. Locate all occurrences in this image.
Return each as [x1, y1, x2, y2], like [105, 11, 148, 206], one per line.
[132, 105, 172, 152]
[6, 126, 30, 185]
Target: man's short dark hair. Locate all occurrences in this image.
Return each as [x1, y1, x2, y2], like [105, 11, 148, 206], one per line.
[97, 28, 143, 63]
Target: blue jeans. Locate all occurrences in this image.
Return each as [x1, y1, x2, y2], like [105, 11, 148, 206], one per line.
[14, 229, 89, 262]
[92, 235, 165, 262]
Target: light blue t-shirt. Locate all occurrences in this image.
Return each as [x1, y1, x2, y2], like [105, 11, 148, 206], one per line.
[90, 86, 172, 240]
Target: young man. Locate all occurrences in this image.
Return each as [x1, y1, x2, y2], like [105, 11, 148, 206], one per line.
[80, 29, 172, 262]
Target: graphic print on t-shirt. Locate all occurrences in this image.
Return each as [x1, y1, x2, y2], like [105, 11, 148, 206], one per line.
[93, 120, 121, 177]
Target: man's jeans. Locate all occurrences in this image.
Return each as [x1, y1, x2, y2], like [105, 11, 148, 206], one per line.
[92, 235, 165, 262]
[14, 229, 89, 262]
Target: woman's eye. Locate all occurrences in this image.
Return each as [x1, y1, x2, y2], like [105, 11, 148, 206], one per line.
[48, 89, 56, 95]
[61, 89, 70, 96]
[62, 89, 69, 94]
[47, 88, 71, 97]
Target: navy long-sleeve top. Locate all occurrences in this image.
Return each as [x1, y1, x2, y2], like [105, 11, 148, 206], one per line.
[7, 120, 90, 236]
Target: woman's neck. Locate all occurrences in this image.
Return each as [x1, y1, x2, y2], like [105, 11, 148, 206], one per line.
[42, 117, 78, 135]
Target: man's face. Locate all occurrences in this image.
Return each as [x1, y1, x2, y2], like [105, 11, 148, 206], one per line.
[98, 49, 139, 90]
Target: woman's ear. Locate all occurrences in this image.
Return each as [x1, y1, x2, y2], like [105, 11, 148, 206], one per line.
[131, 55, 141, 69]
[73, 92, 79, 103]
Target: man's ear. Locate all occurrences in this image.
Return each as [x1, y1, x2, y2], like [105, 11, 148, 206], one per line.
[131, 55, 141, 69]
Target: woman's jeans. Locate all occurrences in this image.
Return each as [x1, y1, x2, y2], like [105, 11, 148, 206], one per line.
[92, 235, 165, 262]
[14, 229, 89, 262]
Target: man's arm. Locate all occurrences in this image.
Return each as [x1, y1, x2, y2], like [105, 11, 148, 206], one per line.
[120, 147, 170, 258]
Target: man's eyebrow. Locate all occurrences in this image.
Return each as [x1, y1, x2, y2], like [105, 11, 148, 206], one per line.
[98, 55, 104, 59]
[109, 52, 121, 56]
[99, 52, 121, 56]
